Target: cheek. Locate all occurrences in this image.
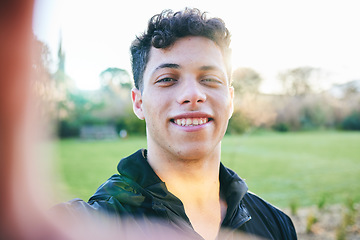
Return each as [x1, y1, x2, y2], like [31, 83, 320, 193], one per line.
[212, 91, 232, 110]
[142, 100, 163, 128]
[214, 100, 233, 125]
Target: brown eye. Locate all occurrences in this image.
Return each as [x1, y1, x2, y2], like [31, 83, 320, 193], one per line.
[155, 77, 177, 86]
[158, 78, 176, 82]
[201, 78, 222, 86]
[202, 78, 216, 82]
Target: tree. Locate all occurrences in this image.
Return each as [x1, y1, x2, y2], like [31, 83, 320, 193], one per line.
[278, 66, 320, 96]
[231, 67, 262, 94]
[99, 67, 132, 94]
[57, 90, 106, 138]
[90, 68, 133, 124]
[31, 36, 58, 121]
[228, 68, 275, 133]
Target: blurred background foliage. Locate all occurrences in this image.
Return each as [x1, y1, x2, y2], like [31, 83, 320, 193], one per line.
[32, 36, 360, 139]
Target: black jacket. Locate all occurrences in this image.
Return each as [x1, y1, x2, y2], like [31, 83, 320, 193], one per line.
[84, 149, 297, 239]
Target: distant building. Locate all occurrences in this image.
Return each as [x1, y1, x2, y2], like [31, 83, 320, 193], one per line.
[80, 125, 118, 140]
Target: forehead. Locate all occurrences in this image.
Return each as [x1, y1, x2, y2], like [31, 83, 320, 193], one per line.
[143, 36, 227, 79]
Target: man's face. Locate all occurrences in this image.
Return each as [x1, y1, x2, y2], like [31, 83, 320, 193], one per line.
[132, 36, 234, 160]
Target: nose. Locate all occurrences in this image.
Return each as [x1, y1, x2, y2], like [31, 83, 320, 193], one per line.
[176, 78, 206, 107]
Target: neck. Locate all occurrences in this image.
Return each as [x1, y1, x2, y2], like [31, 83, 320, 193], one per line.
[146, 142, 222, 200]
[146, 143, 226, 240]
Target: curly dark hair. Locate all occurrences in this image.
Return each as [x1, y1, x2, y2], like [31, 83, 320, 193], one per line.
[130, 8, 232, 90]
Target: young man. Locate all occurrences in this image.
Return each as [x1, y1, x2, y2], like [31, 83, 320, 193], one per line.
[69, 8, 296, 240]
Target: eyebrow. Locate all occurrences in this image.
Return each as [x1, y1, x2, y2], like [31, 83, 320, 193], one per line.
[200, 65, 219, 71]
[153, 63, 181, 73]
[151, 63, 225, 77]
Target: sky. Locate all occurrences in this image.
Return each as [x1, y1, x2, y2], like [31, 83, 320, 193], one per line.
[33, 0, 360, 93]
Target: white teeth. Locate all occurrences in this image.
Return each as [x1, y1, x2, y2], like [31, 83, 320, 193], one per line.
[181, 119, 186, 126]
[173, 118, 208, 126]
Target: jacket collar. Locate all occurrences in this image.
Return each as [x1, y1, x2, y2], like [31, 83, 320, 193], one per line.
[117, 149, 250, 228]
[219, 164, 251, 228]
[117, 149, 191, 227]
[117, 149, 163, 189]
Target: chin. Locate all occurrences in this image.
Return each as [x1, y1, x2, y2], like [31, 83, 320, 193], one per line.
[174, 145, 216, 161]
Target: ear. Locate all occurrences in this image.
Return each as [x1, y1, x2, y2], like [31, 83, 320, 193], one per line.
[228, 86, 234, 119]
[131, 87, 145, 120]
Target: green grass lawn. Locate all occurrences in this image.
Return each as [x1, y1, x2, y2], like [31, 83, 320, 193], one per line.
[54, 131, 360, 209]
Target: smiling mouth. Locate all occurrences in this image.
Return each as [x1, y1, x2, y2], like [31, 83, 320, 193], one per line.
[171, 118, 212, 127]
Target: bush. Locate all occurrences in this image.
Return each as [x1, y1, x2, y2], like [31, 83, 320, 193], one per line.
[58, 120, 80, 138]
[341, 111, 360, 130]
[272, 94, 344, 131]
[272, 122, 289, 132]
[116, 113, 146, 136]
[306, 212, 318, 233]
[226, 111, 251, 134]
[300, 104, 327, 130]
[57, 116, 110, 139]
[289, 199, 298, 216]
